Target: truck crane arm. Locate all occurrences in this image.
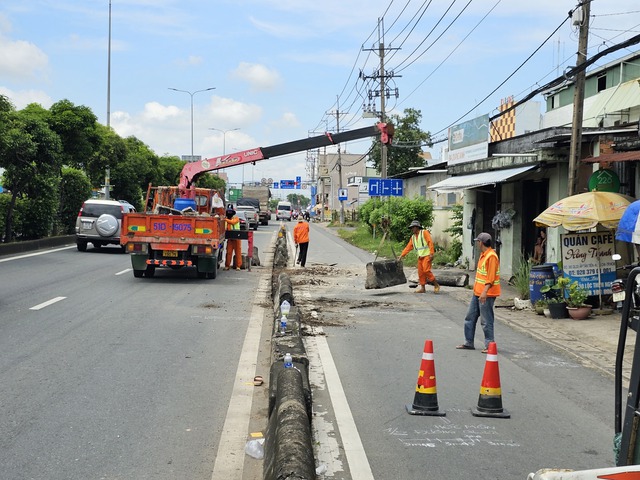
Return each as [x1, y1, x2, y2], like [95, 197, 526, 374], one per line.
[178, 122, 394, 198]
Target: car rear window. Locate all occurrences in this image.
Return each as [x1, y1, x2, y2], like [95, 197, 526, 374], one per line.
[278, 205, 291, 211]
[81, 203, 124, 219]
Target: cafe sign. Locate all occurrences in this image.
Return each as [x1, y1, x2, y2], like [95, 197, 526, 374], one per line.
[588, 169, 620, 193]
[561, 232, 616, 296]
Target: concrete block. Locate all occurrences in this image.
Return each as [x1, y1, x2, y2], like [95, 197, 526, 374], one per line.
[365, 259, 407, 289]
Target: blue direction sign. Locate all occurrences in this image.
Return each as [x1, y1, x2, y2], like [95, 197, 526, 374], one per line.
[280, 179, 296, 189]
[296, 176, 301, 189]
[338, 188, 348, 201]
[368, 179, 404, 197]
[272, 182, 279, 189]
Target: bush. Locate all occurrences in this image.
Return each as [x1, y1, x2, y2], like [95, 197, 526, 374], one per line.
[511, 253, 532, 300]
[358, 196, 434, 242]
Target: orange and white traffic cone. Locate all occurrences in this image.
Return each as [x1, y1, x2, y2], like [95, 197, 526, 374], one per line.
[406, 339, 446, 416]
[472, 342, 510, 418]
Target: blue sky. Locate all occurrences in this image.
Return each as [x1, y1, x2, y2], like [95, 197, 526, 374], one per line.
[1, 1, 639, 192]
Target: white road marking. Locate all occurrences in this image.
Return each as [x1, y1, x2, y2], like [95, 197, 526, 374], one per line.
[0, 246, 75, 263]
[115, 269, 131, 276]
[30, 296, 67, 310]
[315, 334, 375, 480]
[210, 239, 271, 480]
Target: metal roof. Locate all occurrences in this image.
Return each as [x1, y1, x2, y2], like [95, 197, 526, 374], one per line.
[428, 165, 535, 193]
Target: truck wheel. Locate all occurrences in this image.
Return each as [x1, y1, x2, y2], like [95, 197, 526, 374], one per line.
[133, 269, 144, 278]
[145, 266, 155, 278]
[77, 240, 87, 252]
[207, 260, 218, 279]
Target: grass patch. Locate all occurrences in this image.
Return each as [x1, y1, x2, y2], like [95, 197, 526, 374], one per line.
[336, 224, 416, 266]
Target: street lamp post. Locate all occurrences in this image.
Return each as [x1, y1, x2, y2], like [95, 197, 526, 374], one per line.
[168, 87, 216, 161]
[209, 127, 240, 182]
[208, 127, 240, 155]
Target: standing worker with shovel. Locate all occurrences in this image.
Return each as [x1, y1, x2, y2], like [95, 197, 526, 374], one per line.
[293, 216, 310, 267]
[400, 220, 440, 294]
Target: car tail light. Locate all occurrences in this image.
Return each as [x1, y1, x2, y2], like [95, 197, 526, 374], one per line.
[126, 243, 148, 254]
[192, 245, 213, 255]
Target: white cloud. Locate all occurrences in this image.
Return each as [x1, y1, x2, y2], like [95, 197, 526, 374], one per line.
[0, 34, 48, 82]
[0, 87, 52, 109]
[231, 62, 281, 92]
[206, 96, 263, 126]
[141, 101, 181, 121]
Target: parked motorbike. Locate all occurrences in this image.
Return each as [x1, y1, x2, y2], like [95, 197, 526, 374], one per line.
[611, 254, 640, 329]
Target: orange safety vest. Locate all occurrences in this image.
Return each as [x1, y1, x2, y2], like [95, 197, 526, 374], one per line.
[474, 248, 501, 297]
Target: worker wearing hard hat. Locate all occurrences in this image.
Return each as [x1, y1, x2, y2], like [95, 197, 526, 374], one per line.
[293, 217, 310, 267]
[400, 220, 440, 294]
[224, 206, 242, 271]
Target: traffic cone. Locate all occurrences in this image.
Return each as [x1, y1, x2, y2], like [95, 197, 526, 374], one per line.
[472, 342, 510, 418]
[406, 340, 446, 416]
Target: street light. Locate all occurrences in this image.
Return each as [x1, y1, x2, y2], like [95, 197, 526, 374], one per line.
[208, 127, 240, 155]
[168, 87, 216, 161]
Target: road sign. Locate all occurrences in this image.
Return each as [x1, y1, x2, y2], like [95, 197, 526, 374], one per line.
[272, 182, 279, 189]
[368, 179, 404, 197]
[296, 176, 301, 189]
[338, 188, 348, 201]
[280, 179, 296, 189]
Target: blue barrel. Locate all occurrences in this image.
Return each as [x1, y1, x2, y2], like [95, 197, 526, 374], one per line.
[530, 264, 555, 303]
[174, 198, 197, 211]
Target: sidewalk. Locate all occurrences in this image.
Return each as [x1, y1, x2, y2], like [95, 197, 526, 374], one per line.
[439, 267, 635, 382]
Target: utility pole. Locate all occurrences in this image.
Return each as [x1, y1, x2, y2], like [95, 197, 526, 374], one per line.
[329, 96, 349, 224]
[568, 1, 591, 196]
[105, 0, 112, 199]
[362, 18, 399, 179]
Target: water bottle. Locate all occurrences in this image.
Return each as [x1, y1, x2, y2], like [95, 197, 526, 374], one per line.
[280, 315, 287, 334]
[284, 352, 293, 368]
[280, 300, 291, 317]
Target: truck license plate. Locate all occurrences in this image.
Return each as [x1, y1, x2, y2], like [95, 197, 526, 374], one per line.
[613, 291, 626, 303]
[163, 250, 178, 258]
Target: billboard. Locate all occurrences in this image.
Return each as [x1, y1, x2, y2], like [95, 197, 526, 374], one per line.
[447, 114, 489, 165]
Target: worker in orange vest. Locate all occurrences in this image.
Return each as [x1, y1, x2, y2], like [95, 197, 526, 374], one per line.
[224, 206, 242, 271]
[456, 232, 501, 353]
[400, 220, 440, 294]
[293, 217, 310, 267]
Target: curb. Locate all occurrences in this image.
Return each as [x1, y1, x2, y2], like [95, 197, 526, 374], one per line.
[0, 235, 75, 256]
[264, 223, 315, 480]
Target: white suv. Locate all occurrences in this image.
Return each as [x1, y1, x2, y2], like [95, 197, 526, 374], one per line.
[75, 199, 135, 252]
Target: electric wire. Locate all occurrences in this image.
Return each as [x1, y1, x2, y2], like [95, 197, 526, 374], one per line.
[399, 0, 500, 108]
[394, 0, 473, 73]
[432, 12, 569, 137]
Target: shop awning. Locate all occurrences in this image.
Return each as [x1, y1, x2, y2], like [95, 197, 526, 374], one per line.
[582, 150, 640, 163]
[428, 165, 535, 193]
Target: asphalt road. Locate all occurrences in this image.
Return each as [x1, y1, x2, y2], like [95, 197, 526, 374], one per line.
[0, 221, 624, 479]
[291, 223, 617, 479]
[0, 227, 278, 480]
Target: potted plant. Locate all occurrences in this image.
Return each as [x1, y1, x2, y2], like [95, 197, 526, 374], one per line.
[540, 276, 571, 319]
[565, 280, 592, 320]
[533, 299, 547, 315]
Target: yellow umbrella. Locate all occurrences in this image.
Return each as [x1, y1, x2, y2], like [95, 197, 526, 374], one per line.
[533, 191, 634, 231]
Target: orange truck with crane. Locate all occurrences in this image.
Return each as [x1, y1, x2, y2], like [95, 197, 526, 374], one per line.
[120, 122, 394, 279]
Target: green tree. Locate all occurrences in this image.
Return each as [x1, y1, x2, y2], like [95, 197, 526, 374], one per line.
[48, 99, 100, 169]
[86, 124, 127, 190]
[286, 193, 309, 209]
[370, 108, 430, 177]
[58, 167, 93, 234]
[154, 155, 185, 186]
[0, 104, 63, 242]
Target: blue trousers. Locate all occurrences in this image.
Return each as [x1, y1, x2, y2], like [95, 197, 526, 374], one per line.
[463, 295, 496, 349]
